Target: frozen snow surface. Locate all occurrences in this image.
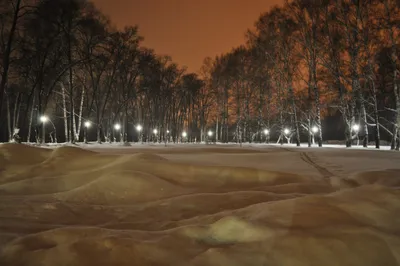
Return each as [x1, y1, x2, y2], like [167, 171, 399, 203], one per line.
[0, 142, 400, 266]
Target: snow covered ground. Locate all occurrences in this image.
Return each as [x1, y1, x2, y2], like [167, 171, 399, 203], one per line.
[11, 141, 397, 178]
[0, 142, 399, 266]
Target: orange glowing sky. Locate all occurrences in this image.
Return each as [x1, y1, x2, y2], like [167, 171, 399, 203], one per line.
[91, 0, 282, 72]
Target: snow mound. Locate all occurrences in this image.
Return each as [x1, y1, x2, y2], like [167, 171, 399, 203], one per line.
[1, 145, 400, 266]
[55, 170, 187, 204]
[2, 186, 400, 266]
[49, 146, 96, 158]
[353, 169, 400, 187]
[132, 153, 168, 161]
[0, 143, 50, 165]
[135, 162, 311, 189]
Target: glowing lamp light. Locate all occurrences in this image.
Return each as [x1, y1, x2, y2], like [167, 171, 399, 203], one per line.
[153, 129, 158, 134]
[284, 128, 290, 135]
[182, 131, 187, 138]
[114, 124, 121, 130]
[84, 121, 91, 128]
[264, 129, 270, 135]
[207, 130, 213, 137]
[136, 125, 142, 132]
[352, 124, 360, 132]
[312, 126, 318, 133]
[166, 130, 170, 134]
[40, 115, 48, 123]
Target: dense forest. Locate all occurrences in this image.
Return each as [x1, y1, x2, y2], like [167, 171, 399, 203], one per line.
[0, 0, 399, 149]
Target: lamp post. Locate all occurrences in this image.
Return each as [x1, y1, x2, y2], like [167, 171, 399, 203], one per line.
[153, 129, 158, 143]
[84, 121, 91, 143]
[352, 124, 360, 146]
[136, 124, 143, 143]
[207, 130, 213, 144]
[264, 129, 270, 143]
[40, 115, 48, 144]
[283, 128, 291, 144]
[311, 126, 318, 145]
[164, 129, 170, 147]
[114, 124, 121, 143]
[182, 131, 187, 143]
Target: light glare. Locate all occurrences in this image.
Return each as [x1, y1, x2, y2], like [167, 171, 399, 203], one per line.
[114, 124, 121, 130]
[264, 129, 269, 135]
[284, 128, 290, 135]
[352, 124, 360, 131]
[182, 131, 187, 137]
[136, 125, 142, 131]
[312, 126, 318, 133]
[207, 130, 213, 137]
[40, 115, 48, 123]
[84, 121, 91, 128]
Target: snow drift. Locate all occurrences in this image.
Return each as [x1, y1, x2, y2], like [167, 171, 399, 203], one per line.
[0, 143, 399, 266]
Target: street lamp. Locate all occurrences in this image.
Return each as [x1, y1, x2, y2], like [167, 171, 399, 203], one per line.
[166, 130, 170, 134]
[352, 124, 360, 146]
[40, 115, 48, 123]
[312, 126, 318, 133]
[284, 128, 290, 135]
[207, 130, 213, 137]
[182, 131, 187, 143]
[84, 121, 91, 143]
[263, 129, 270, 144]
[153, 129, 158, 143]
[40, 115, 48, 144]
[114, 124, 121, 143]
[136, 124, 143, 143]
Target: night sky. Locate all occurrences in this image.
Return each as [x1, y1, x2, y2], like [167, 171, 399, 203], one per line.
[91, 0, 282, 72]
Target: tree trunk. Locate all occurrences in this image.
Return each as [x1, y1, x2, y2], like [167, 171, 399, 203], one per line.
[215, 115, 219, 142]
[289, 84, 300, 147]
[27, 94, 35, 143]
[75, 86, 85, 141]
[7, 96, 12, 141]
[360, 99, 368, 148]
[72, 107, 77, 142]
[308, 118, 312, 148]
[314, 84, 323, 147]
[13, 93, 20, 131]
[62, 84, 69, 142]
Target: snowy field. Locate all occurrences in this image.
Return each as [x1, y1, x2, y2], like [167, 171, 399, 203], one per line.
[0, 142, 400, 266]
[14, 141, 400, 178]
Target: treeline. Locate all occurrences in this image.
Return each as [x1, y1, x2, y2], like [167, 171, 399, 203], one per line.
[1, 0, 400, 149]
[0, 0, 210, 143]
[204, 0, 400, 149]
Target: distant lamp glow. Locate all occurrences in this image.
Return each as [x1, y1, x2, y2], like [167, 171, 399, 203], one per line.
[284, 128, 290, 135]
[264, 129, 270, 135]
[312, 126, 318, 133]
[182, 131, 187, 138]
[207, 130, 213, 137]
[352, 124, 360, 132]
[40, 115, 48, 123]
[166, 130, 170, 134]
[136, 125, 142, 132]
[84, 121, 91, 128]
[114, 124, 121, 130]
[153, 129, 158, 134]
